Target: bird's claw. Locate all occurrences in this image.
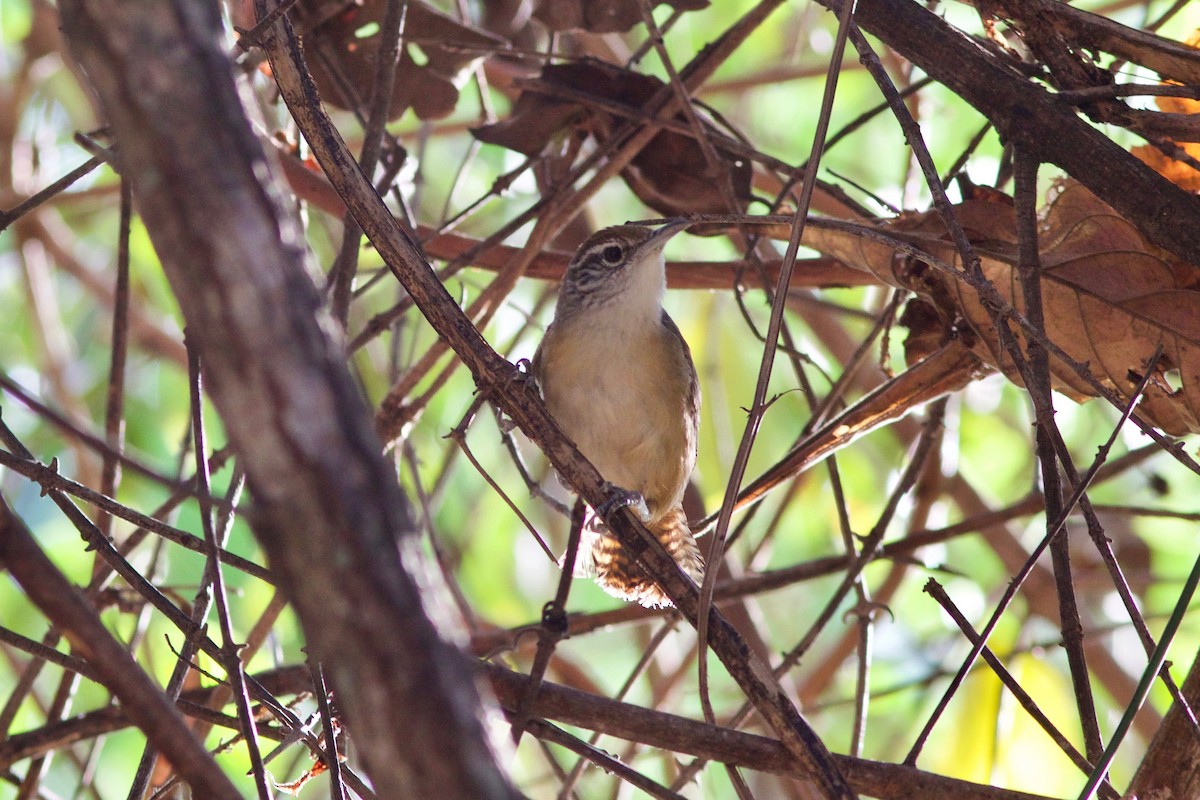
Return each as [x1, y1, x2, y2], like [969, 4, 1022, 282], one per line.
[596, 483, 651, 524]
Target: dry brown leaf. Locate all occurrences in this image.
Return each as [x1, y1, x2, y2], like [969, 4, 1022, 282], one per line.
[301, 0, 506, 121]
[723, 335, 990, 520]
[273, 759, 327, 796]
[1131, 85, 1200, 192]
[533, 0, 709, 33]
[1132, 144, 1200, 192]
[802, 182, 1200, 434]
[473, 59, 750, 216]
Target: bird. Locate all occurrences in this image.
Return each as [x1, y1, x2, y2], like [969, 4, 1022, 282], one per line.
[532, 219, 704, 607]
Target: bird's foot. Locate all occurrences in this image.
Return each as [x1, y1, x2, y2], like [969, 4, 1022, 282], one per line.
[494, 359, 537, 433]
[596, 483, 651, 524]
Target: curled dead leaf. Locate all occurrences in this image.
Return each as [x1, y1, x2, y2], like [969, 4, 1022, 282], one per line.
[300, 0, 506, 121]
[472, 59, 751, 217]
[802, 181, 1200, 434]
[533, 0, 709, 33]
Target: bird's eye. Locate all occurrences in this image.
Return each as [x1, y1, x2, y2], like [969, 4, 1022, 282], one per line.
[602, 245, 623, 264]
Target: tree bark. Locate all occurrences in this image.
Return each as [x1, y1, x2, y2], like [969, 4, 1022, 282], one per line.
[55, 1, 519, 798]
[1128, 648, 1200, 800]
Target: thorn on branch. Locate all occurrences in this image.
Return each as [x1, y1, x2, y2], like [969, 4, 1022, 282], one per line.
[40, 457, 60, 497]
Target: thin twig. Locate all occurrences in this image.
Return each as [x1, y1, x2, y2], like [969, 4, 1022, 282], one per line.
[509, 499, 586, 743]
[697, 0, 858, 738]
[521, 717, 689, 800]
[309, 660, 347, 800]
[186, 340, 272, 799]
[1012, 148, 1104, 760]
[0, 157, 104, 233]
[97, 178, 132, 538]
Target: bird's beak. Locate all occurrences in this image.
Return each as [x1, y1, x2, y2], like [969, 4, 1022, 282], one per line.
[642, 218, 691, 253]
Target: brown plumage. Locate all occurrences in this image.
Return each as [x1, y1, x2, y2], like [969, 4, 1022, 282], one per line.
[533, 221, 704, 607]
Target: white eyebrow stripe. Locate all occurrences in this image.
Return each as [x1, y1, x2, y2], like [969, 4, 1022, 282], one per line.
[583, 240, 625, 261]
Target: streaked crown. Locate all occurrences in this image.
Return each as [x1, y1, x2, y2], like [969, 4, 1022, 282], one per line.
[558, 221, 687, 312]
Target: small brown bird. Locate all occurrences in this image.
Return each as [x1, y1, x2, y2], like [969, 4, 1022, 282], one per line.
[533, 220, 704, 607]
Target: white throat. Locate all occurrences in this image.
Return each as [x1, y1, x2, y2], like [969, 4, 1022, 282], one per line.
[617, 249, 667, 325]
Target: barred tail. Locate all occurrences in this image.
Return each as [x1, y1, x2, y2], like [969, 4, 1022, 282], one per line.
[588, 505, 705, 608]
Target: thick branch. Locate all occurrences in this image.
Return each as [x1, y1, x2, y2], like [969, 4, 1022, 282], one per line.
[55, 1, 517, 798]
[1128, 646, 1200, 799]
[822, 0, 1200, 266]
[482, 663, 1062, 800]
[2, 660, 1067, 800]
